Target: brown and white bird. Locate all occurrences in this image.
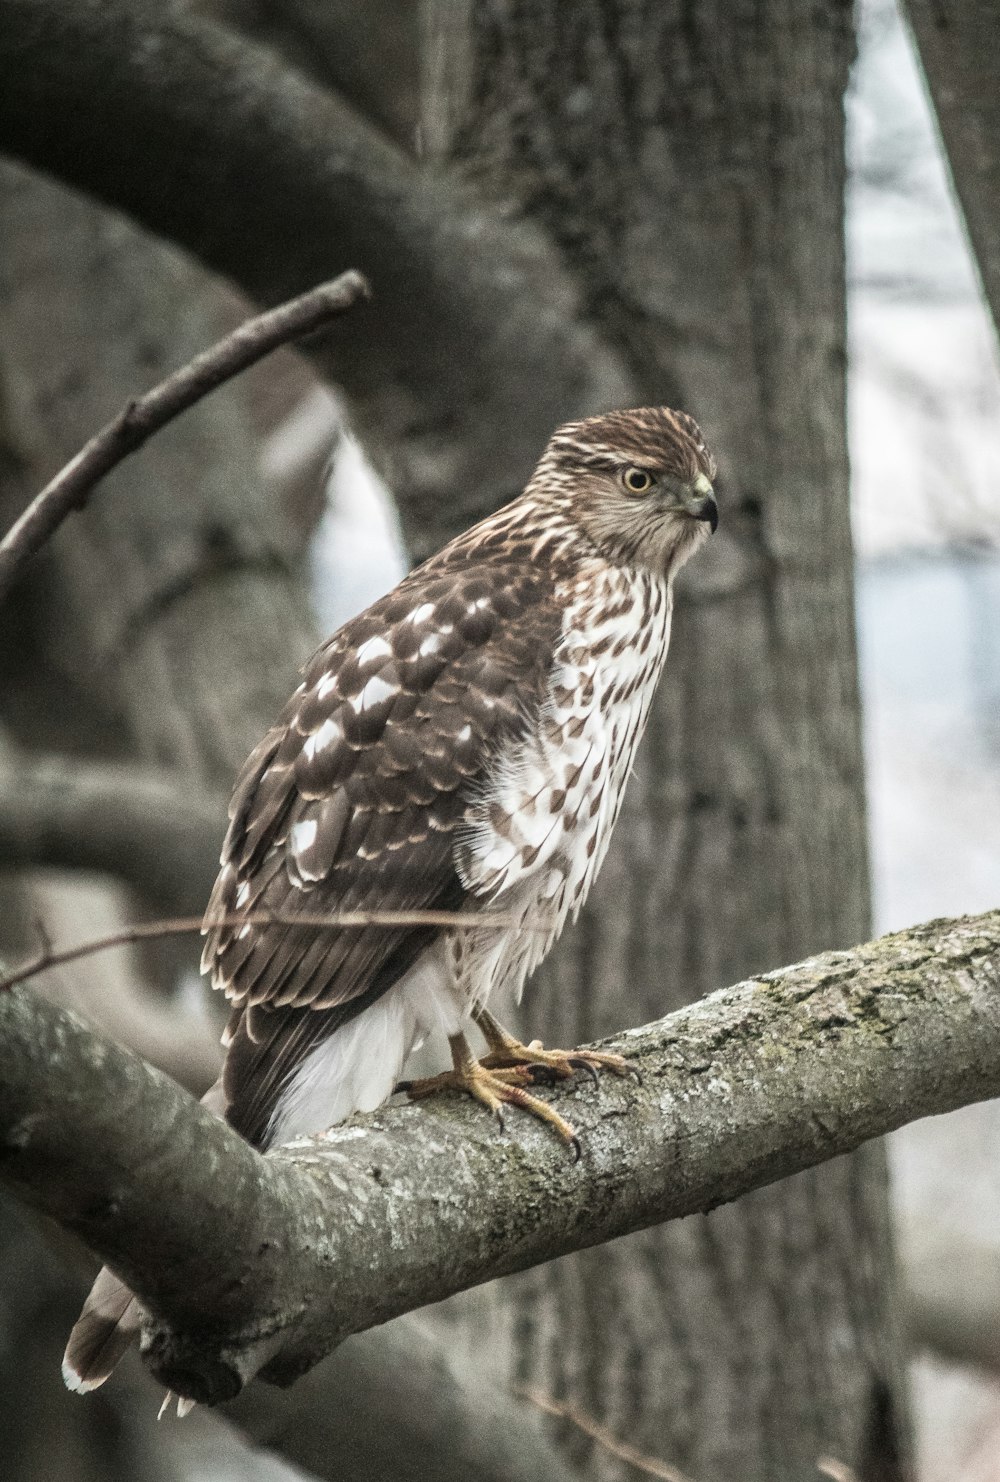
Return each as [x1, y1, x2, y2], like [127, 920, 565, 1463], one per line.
[64, 405, 716, 1393]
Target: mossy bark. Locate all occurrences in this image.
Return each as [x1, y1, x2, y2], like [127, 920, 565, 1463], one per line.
[1, 912, 996, 1413]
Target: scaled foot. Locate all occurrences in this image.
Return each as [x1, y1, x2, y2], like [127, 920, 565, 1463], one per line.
[475, 1008, 639, 1087]
[399, 1032, 581, 1157]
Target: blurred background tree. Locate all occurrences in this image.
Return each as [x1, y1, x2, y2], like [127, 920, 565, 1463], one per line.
[0, 1, 998, 1480]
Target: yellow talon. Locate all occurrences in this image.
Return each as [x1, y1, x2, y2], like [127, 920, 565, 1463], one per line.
[474, 1007, 638, 1086]
[399, 1031, 581, 1156]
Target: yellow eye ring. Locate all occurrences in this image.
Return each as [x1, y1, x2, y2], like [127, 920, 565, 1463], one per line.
[623, 467, 654, 493]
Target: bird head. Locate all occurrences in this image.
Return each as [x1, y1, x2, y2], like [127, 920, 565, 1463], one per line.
[533, 406, 718, 577]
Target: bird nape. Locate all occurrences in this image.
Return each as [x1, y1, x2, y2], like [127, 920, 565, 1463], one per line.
[63, 404, 717, 1395]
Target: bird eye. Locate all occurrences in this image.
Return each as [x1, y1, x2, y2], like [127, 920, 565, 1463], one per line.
[622, 467, 654, 493]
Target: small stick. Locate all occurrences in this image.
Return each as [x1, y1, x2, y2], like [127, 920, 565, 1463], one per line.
[0, 906, 549, 996]
[0, 270, 371, 603]
[514, 1386, 696, 1482]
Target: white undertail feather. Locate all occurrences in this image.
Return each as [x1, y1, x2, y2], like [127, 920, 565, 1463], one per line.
[267, 938, 466, 1145]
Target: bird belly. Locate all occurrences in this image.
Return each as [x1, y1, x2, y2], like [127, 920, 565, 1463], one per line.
[456, 567, 673, 1008]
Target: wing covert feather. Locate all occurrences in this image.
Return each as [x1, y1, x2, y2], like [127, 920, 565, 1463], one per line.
[202, 558, 561, 1023]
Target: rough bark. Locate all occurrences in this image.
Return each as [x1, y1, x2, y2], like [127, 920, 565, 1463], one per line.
[903, 0, 1000, 344]
[418, 6, 907, 1481]
[1, 910, 996, 1412]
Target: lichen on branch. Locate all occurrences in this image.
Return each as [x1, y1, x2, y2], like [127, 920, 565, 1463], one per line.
[0, 908, 997, 1406]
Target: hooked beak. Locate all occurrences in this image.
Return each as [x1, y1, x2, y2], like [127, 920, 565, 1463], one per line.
[684, 473, 718, 534]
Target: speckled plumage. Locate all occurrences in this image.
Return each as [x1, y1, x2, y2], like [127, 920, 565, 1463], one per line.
[63, 405, 717, 1399]
[202, 406, 718, 1148]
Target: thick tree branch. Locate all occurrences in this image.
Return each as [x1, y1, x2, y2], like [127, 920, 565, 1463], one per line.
[0, 271, 369, 602]
[904, 1218, 1000, 1374]
[202, 0, 422, 150]
[225, 1317, 580, 1482]
[0, 753, 224, 916]
[0, 910, 997, 1407]
[903, 1, 1000, 347]
[0, 0, 628, 542]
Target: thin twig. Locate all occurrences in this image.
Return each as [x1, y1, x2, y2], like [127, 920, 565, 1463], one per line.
[515, 1386, 697, 1482]
[0, 270, 370, 602]
[0, 906, 549, 996]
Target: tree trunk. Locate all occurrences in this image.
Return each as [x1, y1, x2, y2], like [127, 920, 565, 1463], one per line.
[414, 4, 911, 1479]
[0, 0, 912, 1473]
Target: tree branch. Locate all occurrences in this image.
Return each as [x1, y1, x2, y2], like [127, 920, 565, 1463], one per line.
[0, 908, 544, 995]
[0, 0, 629, 547]
[904, 1217, 1000, 1373]
[515, 1386, 695, 1482]
[204, 0, 422, 150]
[0, 271, 369, 602]
[1, 910, 998, 1407]
[0, 753, 225, 916]
[903, 2, 1000, 348]
[225, 1317, 581, 1482]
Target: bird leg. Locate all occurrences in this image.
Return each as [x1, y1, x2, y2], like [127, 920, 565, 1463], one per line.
[399, 1031, 581, 1155]
[474, 1006, 638, 1086]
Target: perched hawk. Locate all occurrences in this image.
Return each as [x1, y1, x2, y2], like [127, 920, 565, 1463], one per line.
[64, 405, 716, 1393]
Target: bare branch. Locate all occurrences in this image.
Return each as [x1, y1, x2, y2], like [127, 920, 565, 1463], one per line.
[0, 0, 629, 547]
[0, 910, 997, 1408]
[0, 908, 548, 995]
[0, 753, 224, 916]
[516, 1385, 695, 1481]
[903, 1, 1000, 348]
[0, 271, 369, 602]
[225, 1318, 581, 1482]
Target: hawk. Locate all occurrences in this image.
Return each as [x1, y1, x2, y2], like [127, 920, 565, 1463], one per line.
[64, 405, 717, 1394]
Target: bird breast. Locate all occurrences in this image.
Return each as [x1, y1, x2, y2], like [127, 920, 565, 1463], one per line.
[455, 564, 673, 995]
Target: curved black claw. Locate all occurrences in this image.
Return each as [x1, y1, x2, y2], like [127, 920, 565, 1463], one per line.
[567, 1057, 602, 1086]
[569, 1134, 582, 1164]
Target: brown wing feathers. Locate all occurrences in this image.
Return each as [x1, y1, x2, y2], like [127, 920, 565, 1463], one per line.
[202, 557, 561, 1147]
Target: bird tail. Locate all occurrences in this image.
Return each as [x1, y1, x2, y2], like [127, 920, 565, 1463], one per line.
[62, 1265, 141, 1392]
[63, 1076, 228, 1395]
